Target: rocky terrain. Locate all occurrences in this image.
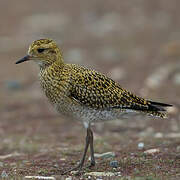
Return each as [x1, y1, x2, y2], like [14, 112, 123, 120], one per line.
[0, 0, 180, 179]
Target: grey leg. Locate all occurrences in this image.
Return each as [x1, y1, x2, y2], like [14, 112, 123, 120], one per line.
[89, 128, 95, 167]
[62, 127, 91, 174]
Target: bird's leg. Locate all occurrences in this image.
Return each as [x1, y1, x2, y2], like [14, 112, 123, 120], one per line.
[88, 128, 95, 167]
[62, 127, 90, 175]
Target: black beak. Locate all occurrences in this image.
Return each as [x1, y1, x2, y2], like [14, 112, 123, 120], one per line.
[15, 55, 31, 64]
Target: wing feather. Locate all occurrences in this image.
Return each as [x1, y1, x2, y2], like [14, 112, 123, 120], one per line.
[69, 65, 149, 110]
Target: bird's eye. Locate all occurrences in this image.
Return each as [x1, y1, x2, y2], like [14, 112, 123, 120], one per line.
[37, 48, 45, 53]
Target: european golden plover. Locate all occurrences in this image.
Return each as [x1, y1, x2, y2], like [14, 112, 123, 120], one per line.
[16, 39, 172, 174]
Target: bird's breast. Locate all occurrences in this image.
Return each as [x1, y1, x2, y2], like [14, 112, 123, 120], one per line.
[39, 70, 69, 105]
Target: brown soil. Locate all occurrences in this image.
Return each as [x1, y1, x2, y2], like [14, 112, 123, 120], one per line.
[0, 0, 180, 179]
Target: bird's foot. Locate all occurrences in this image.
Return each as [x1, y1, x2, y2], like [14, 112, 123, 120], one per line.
[61, 161, 95, 175]
[61, 163, 83, 175]
[85, 161, 95, 169]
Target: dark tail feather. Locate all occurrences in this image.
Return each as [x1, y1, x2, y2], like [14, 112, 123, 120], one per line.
[148, 101, 173, 112]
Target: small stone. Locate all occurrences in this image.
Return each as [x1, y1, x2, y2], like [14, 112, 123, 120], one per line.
[70, 171, 79, 175]
[116, 172, 122, 176]
[144, 148, 160, 154]
[1, 170, 8, 178]
[65, 177, 72, 180]
[89, 152, 115, 160]
[85, 172, 115, 177]
[25, 176, 55, 180]
[154, 132, 163, 138]
[53, 163, 59, 168]
[109, 160, 118, 168]
[59, 158, 66, 161]
[138, 142, 144, 149]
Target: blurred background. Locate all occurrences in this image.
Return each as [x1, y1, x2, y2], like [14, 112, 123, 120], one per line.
[0, 0, 180, 178]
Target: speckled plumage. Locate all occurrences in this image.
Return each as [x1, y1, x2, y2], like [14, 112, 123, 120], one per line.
[29, 39, 169, 123]
[16, 38, 172, 173]
[39, 62, 168, 123]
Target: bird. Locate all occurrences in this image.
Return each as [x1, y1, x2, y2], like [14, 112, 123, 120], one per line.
[16, 38, 172, 174]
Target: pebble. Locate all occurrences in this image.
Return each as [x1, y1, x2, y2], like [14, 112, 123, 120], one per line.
[116, 172, 122, 176]
[65, 177, 72, 180]
[53, 164, 59, 168]
[1, 170, 8, 178]
[144, 148, 160, 154]
[138, 142, 144, 149]
[89, 152, 115, 160]
[25, 176, 55, 180]
[59, 158, 66, 161]
[70, 171, 79, 175]
[109, 160, 118, 168]
[85, 172, 115, 177]
[154, 132, 163, 138]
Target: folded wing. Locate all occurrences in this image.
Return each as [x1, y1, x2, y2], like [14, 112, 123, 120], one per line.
[69, 65, 172, 117]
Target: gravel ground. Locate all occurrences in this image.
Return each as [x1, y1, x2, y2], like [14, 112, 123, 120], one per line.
[0, 1, 180, 179]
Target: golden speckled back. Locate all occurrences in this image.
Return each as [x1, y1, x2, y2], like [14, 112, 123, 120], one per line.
[39, 62, 169, 119]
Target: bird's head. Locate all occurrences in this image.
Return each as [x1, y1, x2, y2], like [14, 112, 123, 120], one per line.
[16, 39, 63, 68]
